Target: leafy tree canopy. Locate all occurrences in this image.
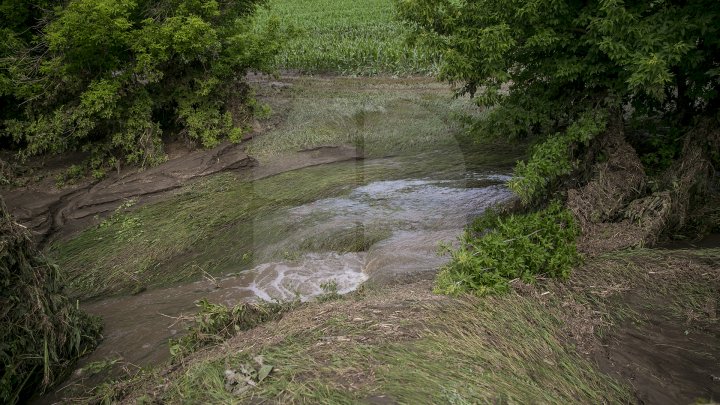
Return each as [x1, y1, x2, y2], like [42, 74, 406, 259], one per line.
[398, 0, 720, 202]
[1, 0, 281, 174]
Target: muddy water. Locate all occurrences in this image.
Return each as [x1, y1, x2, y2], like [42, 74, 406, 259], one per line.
[62, 148, 515, 391]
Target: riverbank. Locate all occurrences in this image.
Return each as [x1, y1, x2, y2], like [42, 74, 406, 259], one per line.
[60, 247, 719, 404]
[2, 76, 516, 300]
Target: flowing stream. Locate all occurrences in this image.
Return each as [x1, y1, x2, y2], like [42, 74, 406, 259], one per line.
[56, 146, 517, 394]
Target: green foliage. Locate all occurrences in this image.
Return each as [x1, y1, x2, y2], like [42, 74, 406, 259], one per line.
[436, 202, 580, 296]
[54, 164, 86, 188]
[254, 0, 439, 75]
[510, 111, 607, 203]
[0, 198, 101, 404]
[399, 0, 720, 198]
[169, 298, 294, 360]
[1, 0, 282, 168]
[633, 123, 685, 175]
[316, 280, 342, 302]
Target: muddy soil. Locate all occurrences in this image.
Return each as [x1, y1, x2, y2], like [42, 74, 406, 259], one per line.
[577, 249, 720, 404]
[2, 142, 257, 246]
[1, 74, 451, 247]
[594, 307, 720, 404]
[1, 141, 361, 249]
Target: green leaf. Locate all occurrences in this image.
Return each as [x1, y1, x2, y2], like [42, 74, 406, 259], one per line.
[257, 365, 273, 383]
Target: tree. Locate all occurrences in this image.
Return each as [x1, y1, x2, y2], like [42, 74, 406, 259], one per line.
[398, 0, 719, 205]
[1, 0, 281, 174]
[399, 0, 720, 294]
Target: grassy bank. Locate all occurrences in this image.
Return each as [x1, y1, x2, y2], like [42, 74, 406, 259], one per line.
[152, 294, 628, 404]
[67, 247, 719, 404]
[254, 0, 439, 75]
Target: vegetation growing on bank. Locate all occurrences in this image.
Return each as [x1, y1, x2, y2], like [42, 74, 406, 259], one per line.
[0, 0, 282, 173]
[436, 202, 580, 296]
[0, 199, 101, 404]
[254, 0, 439, 75]
[399, 0, 720, 294]
[78, 273, 644, 404]
[59, 246, 719, 404]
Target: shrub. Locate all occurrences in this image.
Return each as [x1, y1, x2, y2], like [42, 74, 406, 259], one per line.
[1, 0, 282, 170]
[436, 202, 580, 296]
[398, 0, 720, 202]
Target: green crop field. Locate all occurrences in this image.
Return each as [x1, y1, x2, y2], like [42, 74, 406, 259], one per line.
[255, 0, 439, 75]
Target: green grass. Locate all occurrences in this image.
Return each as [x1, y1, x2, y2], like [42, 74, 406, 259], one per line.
[254, 0, 439, 75]
[51, 155, 474, 300]
[65, 238, 719, 404]
[51, 163, 389, 299]
[247, 77, 478, 162]
[123, 293, 631, 404]
[374, 299, 629, 404]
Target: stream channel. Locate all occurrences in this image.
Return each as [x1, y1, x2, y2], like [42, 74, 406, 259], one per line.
[55, 145, 518, 395]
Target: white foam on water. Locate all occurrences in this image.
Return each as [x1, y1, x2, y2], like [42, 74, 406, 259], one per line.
[208, 252, 368, 304]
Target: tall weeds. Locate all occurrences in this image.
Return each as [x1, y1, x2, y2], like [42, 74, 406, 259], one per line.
[0, 198, 101, 404]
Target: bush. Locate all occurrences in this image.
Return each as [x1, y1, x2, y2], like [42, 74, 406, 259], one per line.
[1, 0, 281, 170]
[436, 202, 580, 296]
[0, 198, 101, 404]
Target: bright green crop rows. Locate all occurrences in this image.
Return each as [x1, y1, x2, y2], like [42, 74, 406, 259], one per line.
[254, 0, 439, 75]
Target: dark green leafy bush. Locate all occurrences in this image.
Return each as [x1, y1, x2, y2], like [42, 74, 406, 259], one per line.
[1, 0, 281, 170]
[436, 202, 580, 296]
[398, 0, 720, 201]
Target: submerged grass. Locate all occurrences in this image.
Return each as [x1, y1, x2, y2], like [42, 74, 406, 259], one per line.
[51, 78, 510, 300]
[52, 164, 376, 299]
[254, 0, 439, 75]
[248, 77, 479, 162]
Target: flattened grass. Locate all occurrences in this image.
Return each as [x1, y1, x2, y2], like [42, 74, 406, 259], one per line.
[254, 0, 439, 75]
[116, 288, 631, 404]
[247, 77, 479, 162]
[51, 164, 383, 299]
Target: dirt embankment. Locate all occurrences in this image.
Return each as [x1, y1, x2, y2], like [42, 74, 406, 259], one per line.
[572, 249, 720, 404]
[1, 143, 257, 246]
[2, 142, 361, 249]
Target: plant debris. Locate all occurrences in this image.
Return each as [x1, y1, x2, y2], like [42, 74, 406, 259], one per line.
[224, 356, 274, 395]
